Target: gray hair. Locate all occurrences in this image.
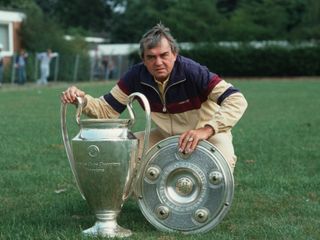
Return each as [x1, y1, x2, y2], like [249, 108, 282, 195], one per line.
[139, 23, 179, 59]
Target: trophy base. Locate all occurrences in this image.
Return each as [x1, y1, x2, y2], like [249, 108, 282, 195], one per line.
[83, 220, 132, 238]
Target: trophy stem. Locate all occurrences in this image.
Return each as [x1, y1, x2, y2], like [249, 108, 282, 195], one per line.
[83, 210, 132, 238]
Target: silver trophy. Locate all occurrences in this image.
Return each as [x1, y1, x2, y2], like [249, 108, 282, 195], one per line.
[61, 92, 151, 238]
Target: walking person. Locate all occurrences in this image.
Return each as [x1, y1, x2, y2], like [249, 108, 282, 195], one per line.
[37, 48, 58, 85]
[15, 48, 28, 85]
[61, 23, 247, 173]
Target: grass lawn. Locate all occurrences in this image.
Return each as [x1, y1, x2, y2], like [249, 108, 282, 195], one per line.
[0, 78, 319, 239]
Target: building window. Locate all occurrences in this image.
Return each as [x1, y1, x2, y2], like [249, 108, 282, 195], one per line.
[0, 10, 25, 56]
[0, 23, 9, 51]
[0, 22, 13, 55]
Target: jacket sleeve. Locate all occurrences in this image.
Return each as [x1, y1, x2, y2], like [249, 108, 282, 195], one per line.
[196, 80, 248, 133]
[82, 85, 128, 119]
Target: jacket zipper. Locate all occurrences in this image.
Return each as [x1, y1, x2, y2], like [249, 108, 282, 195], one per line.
[163, 79, 186, 135]
[141, 79, 186, 112]
[141, 79, 186, 135]
[141, 82, 167, 112]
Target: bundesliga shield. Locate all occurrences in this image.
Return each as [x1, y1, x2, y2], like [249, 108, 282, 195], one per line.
[136, 136, 234, 234]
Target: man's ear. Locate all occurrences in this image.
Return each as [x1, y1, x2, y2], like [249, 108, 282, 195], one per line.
[142, 57, 146, 65]
[172, 51, 177, 59]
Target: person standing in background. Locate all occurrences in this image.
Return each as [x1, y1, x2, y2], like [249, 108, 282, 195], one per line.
[0, 44, 3, 87]
[101, 55, 109, 80]
[15, 48, 28, 85]
[108, 57, 115, 80]
[37, 48, 58, 85]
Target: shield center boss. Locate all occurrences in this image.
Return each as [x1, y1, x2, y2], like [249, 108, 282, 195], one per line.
[175, 177, 194, 196]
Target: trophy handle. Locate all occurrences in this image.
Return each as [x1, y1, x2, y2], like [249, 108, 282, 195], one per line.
[127, 93, 151, 158]
[75, 97, 85, 125]
[124, 93, 151, 200]
[60, 97, 86, 199]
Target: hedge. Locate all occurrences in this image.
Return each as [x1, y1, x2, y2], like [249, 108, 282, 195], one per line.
[180, 44, 320, 77]
[130, 44, 320, 77]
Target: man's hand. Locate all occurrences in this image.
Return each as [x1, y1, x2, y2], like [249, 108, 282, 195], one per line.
[60, 86, 86, 104]
[178, 126, 215, 154]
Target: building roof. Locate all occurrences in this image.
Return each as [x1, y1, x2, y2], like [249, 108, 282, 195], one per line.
[97, 43, 140, 56]
[0, 10, 26, 22]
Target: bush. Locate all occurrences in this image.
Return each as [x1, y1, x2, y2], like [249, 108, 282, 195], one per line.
[180, 44, 320, 77]
[129, 43, 320, 77]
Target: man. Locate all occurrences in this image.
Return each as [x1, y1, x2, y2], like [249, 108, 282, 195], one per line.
[37, 48, 58, 85]
[15, 48, 28, 85]
[101, 55, 109, 80]
[61, 23, 247, 172]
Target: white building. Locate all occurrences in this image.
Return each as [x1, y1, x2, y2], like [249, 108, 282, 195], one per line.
[0, 10, 26, 57]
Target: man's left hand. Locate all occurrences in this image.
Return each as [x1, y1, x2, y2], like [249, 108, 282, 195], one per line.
[178, 126, 215, 154]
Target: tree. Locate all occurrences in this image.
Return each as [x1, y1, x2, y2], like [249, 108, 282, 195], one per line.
[109, 0, 318, 42]
[165, 0, 221, 42]
[2, 0, 320, 43]
[35, 0, 113, 36]
[216, 0, 238, 14]
[110, 0, 222, 43]
[110, 0, 169, 43]
[291, 0, 320, 40]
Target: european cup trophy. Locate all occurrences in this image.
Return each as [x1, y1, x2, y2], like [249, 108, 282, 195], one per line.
[61, 92, 151, 238]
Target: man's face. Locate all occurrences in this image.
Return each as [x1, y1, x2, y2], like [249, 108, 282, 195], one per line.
[142, 37, 177, 82]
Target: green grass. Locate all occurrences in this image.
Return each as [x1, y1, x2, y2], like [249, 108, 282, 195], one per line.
[0, 79, 319, 240]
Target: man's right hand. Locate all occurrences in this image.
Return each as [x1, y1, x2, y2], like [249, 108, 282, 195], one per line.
[60, 86, 86, 104]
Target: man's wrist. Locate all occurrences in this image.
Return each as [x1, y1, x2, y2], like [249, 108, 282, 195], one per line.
[204, 124, 215, 137]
